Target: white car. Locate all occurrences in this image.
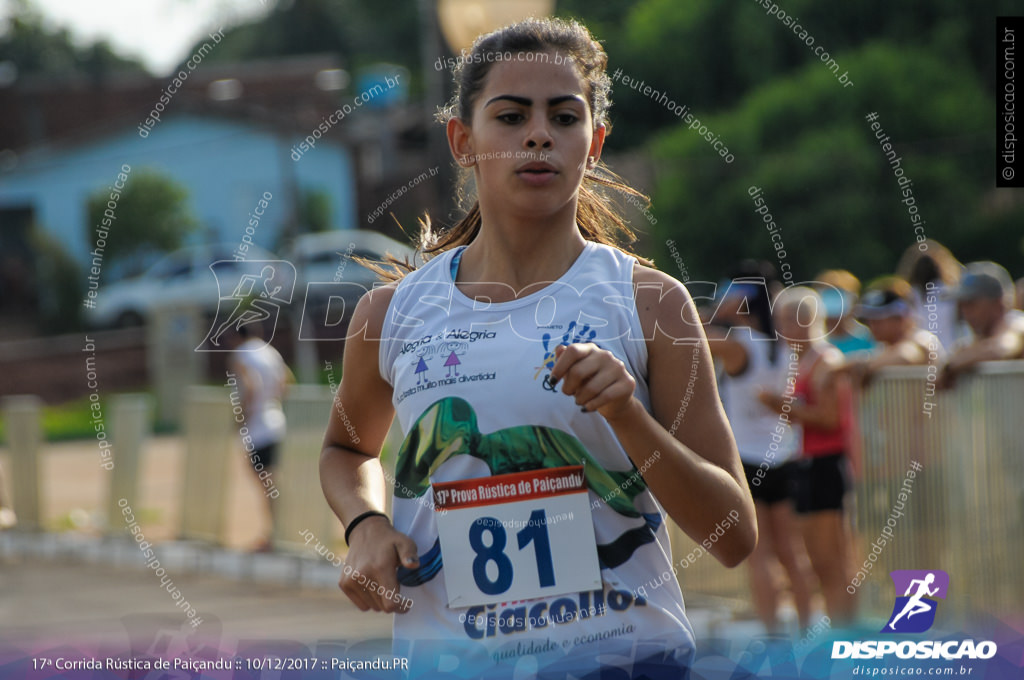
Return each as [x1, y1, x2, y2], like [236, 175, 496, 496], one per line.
[85, 244, 277, 328]
[288, 229, 417, 287]
[288, 230, 417, 331]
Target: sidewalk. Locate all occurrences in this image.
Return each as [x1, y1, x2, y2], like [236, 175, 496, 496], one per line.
[0, 435, 322, 547]
[0, 434, 381, 650]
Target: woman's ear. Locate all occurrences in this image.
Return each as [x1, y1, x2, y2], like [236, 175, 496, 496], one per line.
[587, 124, 607, 167]
[447, 118, 475, 167]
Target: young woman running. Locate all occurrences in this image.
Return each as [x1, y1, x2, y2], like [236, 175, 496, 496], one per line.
[320, 18, 755, 678]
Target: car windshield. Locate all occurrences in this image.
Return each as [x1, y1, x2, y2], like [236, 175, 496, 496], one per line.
[147, 254, 192, 280]
[302, 248, 377, 266]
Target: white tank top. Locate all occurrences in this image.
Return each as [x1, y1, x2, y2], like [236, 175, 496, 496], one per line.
[233, 339, 286, 447]
[718, 329, 799, 465]
[379, 242, 695, 677]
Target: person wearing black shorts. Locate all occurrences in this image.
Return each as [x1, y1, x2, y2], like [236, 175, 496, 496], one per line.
[227, 324, 293, 552]
[249, 442, 278, 471]
[744, 460, 795, 505]
[760, 286, 857, 624]
[792, 453, 851, 514]
[709, 263, 813, 633]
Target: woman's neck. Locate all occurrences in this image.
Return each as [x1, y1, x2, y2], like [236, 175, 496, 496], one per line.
[456, 203, 587, 299]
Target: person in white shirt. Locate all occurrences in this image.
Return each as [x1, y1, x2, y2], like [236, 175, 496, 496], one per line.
[896, 240, 964, 352]
[228, 323, 293, 551]
[706, 263, 813, 635]
[0, 465, 15, 529]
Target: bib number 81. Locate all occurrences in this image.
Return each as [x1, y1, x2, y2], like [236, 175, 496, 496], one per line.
[470, 509, 555, 595]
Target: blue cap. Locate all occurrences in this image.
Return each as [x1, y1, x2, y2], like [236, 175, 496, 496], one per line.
[855, 288, 911, 319]
[820, 288, 851, 318]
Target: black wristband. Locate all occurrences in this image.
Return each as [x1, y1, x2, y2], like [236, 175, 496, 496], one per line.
[344, 510, 389, 546]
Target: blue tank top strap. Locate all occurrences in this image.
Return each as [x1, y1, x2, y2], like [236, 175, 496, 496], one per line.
[449, 246, 467, 280]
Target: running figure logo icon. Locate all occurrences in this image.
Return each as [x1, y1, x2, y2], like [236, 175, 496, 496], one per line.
[882, 569, 949, 633]
[197, 260, 296, 351]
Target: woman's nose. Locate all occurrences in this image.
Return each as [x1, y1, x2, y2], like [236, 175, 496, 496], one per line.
[524, 122, 553, 149]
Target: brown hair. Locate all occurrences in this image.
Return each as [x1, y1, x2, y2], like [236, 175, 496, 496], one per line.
[814, 269, 862, 297]
[373, 17, 652, 280]
[895, 239, 962, 292]
[864, 275, 915, 306]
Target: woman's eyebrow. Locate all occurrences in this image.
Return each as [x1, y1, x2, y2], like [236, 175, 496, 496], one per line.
[547, 95, 585, 107]
[484, 94, 585, 108]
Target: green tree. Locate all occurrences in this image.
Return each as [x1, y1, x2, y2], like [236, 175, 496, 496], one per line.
[0, 0, 145, 79]
[85, 170, 199, 274]
[29, 224, 82, 334]
[605, 0, 1014, 150]
[648, 43, 1003, 281]
[177, 0, 420, 82]
[299, 188, 333, 233]
[557, 0, 635, 47]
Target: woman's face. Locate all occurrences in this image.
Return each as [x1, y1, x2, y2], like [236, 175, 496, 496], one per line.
[449, 52, 603, 220]
[775, 308, 809, 344]
[866, 314, 908, 345]
[774, 298, 822, 344]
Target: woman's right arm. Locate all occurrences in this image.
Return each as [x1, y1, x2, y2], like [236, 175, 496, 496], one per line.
[320, 284, 419, 613]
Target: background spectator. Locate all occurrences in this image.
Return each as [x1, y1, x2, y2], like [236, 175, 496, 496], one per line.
[759, 287, 857, 624]
[896, 240, 963, 351]
[940, 262, 1024, 388]
[707, 261, 813, 634]
[842, 277, 945, 388]
[227, 323, 294, 552]
[814, 270, 875, 357]
[0, 464, 15, 529]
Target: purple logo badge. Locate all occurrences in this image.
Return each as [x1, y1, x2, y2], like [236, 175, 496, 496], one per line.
[882, 569, 949, 633]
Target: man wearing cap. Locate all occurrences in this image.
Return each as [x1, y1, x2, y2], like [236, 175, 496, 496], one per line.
[939, 262, 1024, 388]
[842, 277, 944, 388]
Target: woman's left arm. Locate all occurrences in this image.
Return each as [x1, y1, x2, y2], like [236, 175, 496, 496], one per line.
[549, 265, 756, 567]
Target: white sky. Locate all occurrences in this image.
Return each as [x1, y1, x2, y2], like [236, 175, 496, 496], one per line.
[2, 0, 273, 75]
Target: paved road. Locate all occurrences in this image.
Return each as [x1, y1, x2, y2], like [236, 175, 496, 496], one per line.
[0, 552, 392, 651]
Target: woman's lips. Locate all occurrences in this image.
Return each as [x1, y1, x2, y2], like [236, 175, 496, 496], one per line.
[516, 162, 559, 186]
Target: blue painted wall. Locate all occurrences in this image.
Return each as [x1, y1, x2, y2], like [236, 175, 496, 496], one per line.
[0, 115, 356, 267]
